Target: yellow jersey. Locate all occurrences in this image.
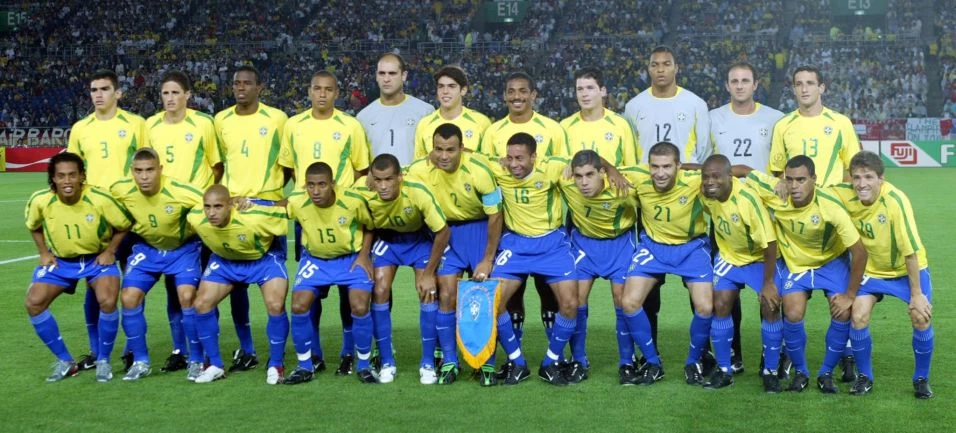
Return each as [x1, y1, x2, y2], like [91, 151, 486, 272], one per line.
[560, 108, 638, 167]
[214, 103, 288, 200]
[413, 107, 491, 159]
[109, 175, 204, 250]
[559, 170, 640, 239]
[746, 171, 860, 272]
[482, 112, 569, 158]
[631, 166, 708, 244]
[25, 185, 133, 258]
[279, 108, 370, 190]
[144, 109, 221, 189]
[187, 204, 288, 261]
[490, 157, 568, 236]
[769, 107, 861, 186]
[700, 178, 776, 266]
[828, 182, 928, 278]
[286, 188, 373, 259]
[404, 152, 500, 222]
[357, 181, 447, 234]
[67, 108, 147, 188]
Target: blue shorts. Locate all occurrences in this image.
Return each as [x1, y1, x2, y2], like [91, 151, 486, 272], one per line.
[31, 254, 120, 294]
[859, 268, 933, 303]
[571, 228, 635, 284]
[438, 219, 489, 276]
[490, 229, 576, 284]
[775, 254, 849, 297]
[713, 253, 767, 294]
[292, 251, 373, 293]
[122, 238, 202, 292]
[626, 232, 713, 284]
[202, 252, 288, 287]
[371, 229, 432, 269]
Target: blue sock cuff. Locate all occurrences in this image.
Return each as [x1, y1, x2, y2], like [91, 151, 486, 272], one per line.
[693, 312, 712, 320]
[784, 319, 805, 327]
[555, 313, 575, 329]
[30, 309, 53, 325]
[372, 303, 390, 312]
[420, 302, 438, 312]
[830, 319, 850, 328]
[351, 313, 370, 320]
[761, 320, 782, 333]
[182, 307, 196, 315]
[123, 304, 144, 316]
[614, 307, 623, 317]
[713, 316, 733, 330]
[849, 327, 870, 340]
[100, 310, 119, 320]
[624, 308, 644, 318]
[914, 326, 934, 341]
[268, 312, 288, 319]
[437, 310, 455, 318]
[497, 313, 510, 326]
[197, 310, 216, 319]
[292, 312, 310, 319]
[577, 305, 588, 313]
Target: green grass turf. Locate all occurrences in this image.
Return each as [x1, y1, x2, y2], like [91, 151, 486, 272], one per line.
[0, 169, 954, 432]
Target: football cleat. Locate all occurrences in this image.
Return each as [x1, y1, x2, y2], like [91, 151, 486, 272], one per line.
[730, 353, 745, 375]
[228, 349, 259, 372]
[378, 364, 396, 384]
[266, 366, 285, 385]
[839, 355, 856, 383]
[817, 372, 839, 394]
[185, 362, 203, 382]
[283, 367, 314, 385]
[194, 365, 226, 383]
[495, 361, 514, 381]
[76, 353, 97, 371]
[636, 363, 664, 386]
[437, 363, 458, 385]
[335, 354, 354, 376]
[123, 361, 152, 381]
[788, 372, 810, 392]
[357, 368, 378, 384]
[619, 364, 640, 386]
[311, 356, 327, 373]
[121, 351, 134, 373]
[684, 362, 705, 385]
[763, 372, 782, 393]
[503, 363, 531, 386]
[433, 348, 443, 370]
[700, 351, 718, 377]
[370, 348, 382, 371]
[46, 360, 79, 382]
[913, 378, 934, 399]
[479, 365, 498, 387]
[538, 363, 569, 386]
[778, 353, 793, 380]
[703, 369, 734, 389]
[95, 359, 113, 382]
[566, 361, 589, 384]
[849, 374, 873, 396]
[419, 365, 437, 385]
[161, 352, 188, 372]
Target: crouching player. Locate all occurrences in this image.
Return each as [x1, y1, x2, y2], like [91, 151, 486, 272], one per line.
[188, 185, 290, 384]
[284, 162, 376, 384]
[830, 151, 934, 398]
[111, 148, 205, 381]
[698, 155, 781, 391]
[24, 152, 132, 382]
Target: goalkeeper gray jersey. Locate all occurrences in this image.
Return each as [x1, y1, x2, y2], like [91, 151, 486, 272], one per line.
[709, 103, 784, 171]
[356, 95, 434, 167]
[624, 86, 711, 164]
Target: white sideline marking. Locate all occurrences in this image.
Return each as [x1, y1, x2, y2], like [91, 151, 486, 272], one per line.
[0, 240, 31, 243]
[0, 200, 26, 203]
[0, 255, 39, 265]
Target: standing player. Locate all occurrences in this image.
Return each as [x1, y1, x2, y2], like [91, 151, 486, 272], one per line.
[67, 69, 146, 371]
[484, 71, 568, 361]
[829, 151, 934, 398]
[561, 67, 638, 166]
[214, 64, 289, 372]
[24, 152, 132, 382]
[405, 123, 503, 385]
[280, 70, 371, 374]
[413, 66, 491, 158]
[746, 156, 867, 393]
[487, 132, 580, 386]
[618, 142, 714, 387]
[111, 149, 205, 381]
[357, 53, 434, 166]
[709, 62, 784, 173]
[698, 155, 782, 391]
[360, 154, 450, 384]
[559, 150, 642, 384]
[283, 162, 377, 385]
[188, 185, 290, 384]
[143, 70, 222, 373]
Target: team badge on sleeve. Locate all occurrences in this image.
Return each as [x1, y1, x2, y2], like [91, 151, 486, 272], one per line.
[456, 279, 502, 369]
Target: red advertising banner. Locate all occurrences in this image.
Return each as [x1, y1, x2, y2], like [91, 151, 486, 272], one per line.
[852, 119, 906, 140]
[3, 146, 65, 172]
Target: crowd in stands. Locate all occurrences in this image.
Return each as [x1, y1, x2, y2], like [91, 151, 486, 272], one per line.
[936, 3, 956, 118]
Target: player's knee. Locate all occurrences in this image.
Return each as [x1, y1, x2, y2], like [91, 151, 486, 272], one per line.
[438, 289, 456, 309]
[350, 299, 369, 316]
[783, 306, 804, 323]
[120, 289, 142, 309]
[851, 309, 871, 328]
[24, 292, 47, 316]
[193, 297, 214, 314]
[98, 296, 117, 313]
[264, 298, 285, 316]
[290, 298, 311, 315]
[910, 312, 931, 330]
[178, 290, 195, 309]
[713, 297, 733, 317]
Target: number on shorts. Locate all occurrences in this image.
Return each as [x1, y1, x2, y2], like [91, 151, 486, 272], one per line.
[713, 256, 733, 277]
[495, 250, 513, 266]
[372, 240, 389, 256]
[632, 248, 654, 266]
[128, 252, 147, 267]
[574, 249, 586, 265]
[298, 260, 319, 279]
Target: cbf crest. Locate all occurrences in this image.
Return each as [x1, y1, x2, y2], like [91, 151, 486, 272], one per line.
[534, 181, 544, 190]
[731, 213, 740, 223]
[464, 183, 472, 192]
[602, 202, 611, 210]
[259, 127, 268, 136]
[405, 117, 416, 126]
[85, 214, 95, 223]
[184, 133, 194, 142]
[810, 215, 821, 225]
[677, 112, 687, 121]
[338, 216, 347, 225]
[238, 234, 247, 242]
[465, 130, 474, 139]
[759, 128, 769, 137]
[403, 206, 413, 215]
[534, 134, 544, 143]
[604, 132, 614, 141]
[164, 205, 175, 215]
[823, 126, 833, 136]
[877, 214, 887, 224]
[118, 129, 127, 138]
[678, 196, 688, 205]
[333, 132, 342, 141]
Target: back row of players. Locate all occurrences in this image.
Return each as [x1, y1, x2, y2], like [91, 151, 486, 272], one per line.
[25, 47, 933, 397]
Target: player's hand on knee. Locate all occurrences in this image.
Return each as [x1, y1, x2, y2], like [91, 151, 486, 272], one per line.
[350, 255, 373, 279]
[829, 293, 853, 318]
[908, 293, 932, 323]
[759, 281, 781, 312]
[417, 274, 437, 303]
[95, 250, 117, 266]
[472, 259, 493, 281]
